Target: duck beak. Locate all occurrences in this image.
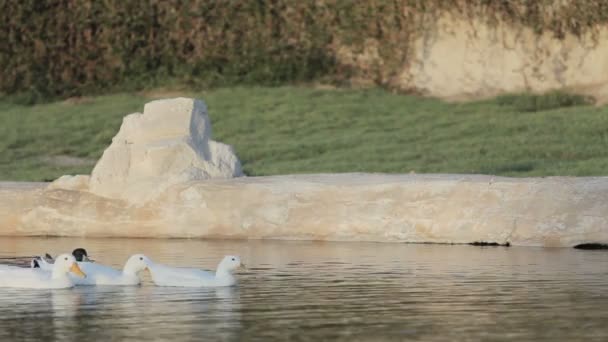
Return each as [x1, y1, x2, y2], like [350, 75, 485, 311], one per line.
[70, 262, 86, 278]
[239, 263, 248, 271]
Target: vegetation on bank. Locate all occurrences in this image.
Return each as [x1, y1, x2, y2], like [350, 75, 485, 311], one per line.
[0, 87, 606, 181]
[2, 1, 608, 101]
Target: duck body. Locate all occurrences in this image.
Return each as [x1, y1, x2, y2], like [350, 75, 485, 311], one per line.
[148, 264, 235, 287]
[31, 257, 54, 272]
[0, 267, 74, 289]
[148, 256, 243, 288]
[73, 262, 140, 286]
[0, 254, 85, 289]
[34, 254, 148, 286]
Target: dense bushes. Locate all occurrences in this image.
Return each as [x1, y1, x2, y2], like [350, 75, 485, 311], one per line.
[1, 0, 607, 100]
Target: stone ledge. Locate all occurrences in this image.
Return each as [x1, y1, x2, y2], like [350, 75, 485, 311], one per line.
[1, 173, 607, 247]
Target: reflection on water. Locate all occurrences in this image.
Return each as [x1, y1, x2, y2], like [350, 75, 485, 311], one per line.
[0, 237, 606, 341]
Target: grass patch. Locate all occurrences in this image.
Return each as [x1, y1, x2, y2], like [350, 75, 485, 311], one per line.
[0, 88, 607, 181]
[496, 91, 594, 112]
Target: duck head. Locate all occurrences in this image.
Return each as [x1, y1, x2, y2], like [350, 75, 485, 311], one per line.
[52, 253, 86, 279]
[217, 255, 246, 275]
[72, 248, 90, 262]
[123, 254, 151, 275]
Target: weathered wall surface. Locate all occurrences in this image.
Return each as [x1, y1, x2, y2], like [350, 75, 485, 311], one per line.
[1, 174, 607, 247]
[396, 13, 608, 103]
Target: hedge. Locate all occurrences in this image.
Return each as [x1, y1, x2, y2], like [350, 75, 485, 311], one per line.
[1, 0, 606, 100]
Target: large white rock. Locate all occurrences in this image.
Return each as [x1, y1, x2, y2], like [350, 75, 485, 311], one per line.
[88, 98, 242, 203]
[48, 175, 90, 191]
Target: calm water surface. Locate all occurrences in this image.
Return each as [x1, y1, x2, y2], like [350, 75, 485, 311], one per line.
[0, 237, 606, 341]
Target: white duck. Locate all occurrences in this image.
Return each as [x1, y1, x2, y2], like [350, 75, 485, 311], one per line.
[148, 255, 245, 287]
[0, 253, 86, 289]
[35, 254, 150, 286]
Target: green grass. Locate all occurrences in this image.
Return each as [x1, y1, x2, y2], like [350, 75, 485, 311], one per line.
[1, 87, 608, 181]
[495, 91, 595, 112]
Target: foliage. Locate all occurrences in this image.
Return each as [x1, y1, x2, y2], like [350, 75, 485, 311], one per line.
[1, 1, 607, 99]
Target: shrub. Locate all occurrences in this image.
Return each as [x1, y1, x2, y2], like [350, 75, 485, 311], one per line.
[1, 1, 607, 99]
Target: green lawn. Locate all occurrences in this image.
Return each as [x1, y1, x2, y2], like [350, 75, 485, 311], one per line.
[1, 87, 607, 181]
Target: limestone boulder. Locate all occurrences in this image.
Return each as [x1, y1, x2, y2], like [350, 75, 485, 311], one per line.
[48, 175, 90, 191]
[88, 98, 242, 203]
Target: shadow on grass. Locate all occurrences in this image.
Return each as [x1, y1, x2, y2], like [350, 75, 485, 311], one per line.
[480, 161, 536, 175]
[496, 91, 595, 112]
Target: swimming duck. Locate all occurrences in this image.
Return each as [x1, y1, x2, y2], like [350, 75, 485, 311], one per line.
[34, 254, 150, 286]
[148, 255, 245, 287]
[0, 253, 86, 289]
[71, 248, 90, 262]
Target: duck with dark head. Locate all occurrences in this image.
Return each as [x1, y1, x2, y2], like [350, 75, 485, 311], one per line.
[72, 248, 90, 262]
[31, 248, 91, 268]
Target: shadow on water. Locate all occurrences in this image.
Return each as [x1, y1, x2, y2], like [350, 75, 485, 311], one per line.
[574, 243, 608, 250]
[0, 237, 607, 341]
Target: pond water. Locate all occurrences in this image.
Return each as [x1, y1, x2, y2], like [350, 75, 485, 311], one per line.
[0, 237, 606, 341]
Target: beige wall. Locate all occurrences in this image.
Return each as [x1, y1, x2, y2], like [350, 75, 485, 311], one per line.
[396, 13, 608, 102]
